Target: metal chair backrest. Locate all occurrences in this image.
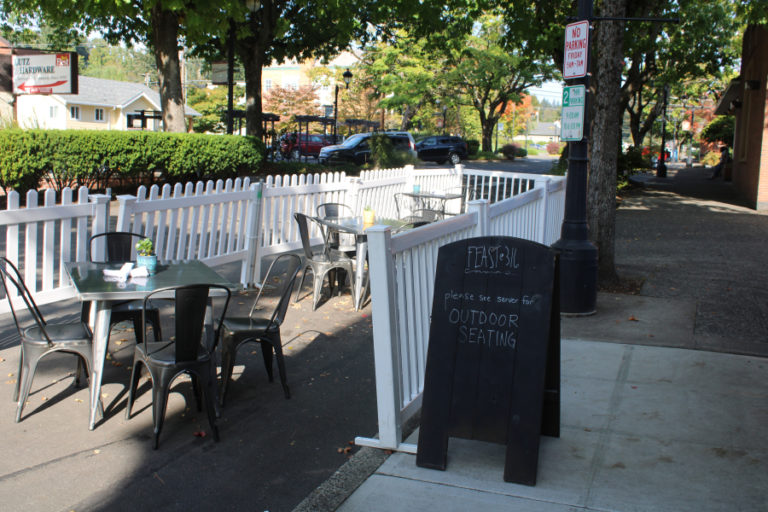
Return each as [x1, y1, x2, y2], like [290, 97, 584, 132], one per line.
[394, 193, 407, 218]
[317, 203, 353, 219]
[250, 254, 303, 330]
[293, 213, 315, 260]
[89, 232, 148, 263]
[141, 284, 231, 363]
[0, 257, 50, 345]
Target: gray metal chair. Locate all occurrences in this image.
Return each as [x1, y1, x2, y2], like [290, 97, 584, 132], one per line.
[394, 193, 441, 227]
[219, 253, 303, 404]
[317, 202, 357, 254]
[0, 257, 94, 423]
[86, 232, 162, 345]
[293, 213, 355, 310]
[125, 283, 231, 449]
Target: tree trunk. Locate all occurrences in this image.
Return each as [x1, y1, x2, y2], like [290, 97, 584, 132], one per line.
[588, 0, 627, 286]
[480, 116, 497, 152]
[241, 48, 266, 139]
[150, 5, 186, 132]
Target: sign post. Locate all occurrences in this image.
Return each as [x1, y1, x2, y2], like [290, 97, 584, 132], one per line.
[551, 0, 598, 316]
[12, 52, 77, 95]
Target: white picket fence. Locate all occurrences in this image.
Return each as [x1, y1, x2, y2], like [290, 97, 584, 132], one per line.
[355, 175, 566, 453]
[0, 165, 561, 318]
[0, 187, 110, 312]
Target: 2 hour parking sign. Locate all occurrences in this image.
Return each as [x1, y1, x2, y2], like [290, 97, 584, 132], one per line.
[561, 85, 586, 141]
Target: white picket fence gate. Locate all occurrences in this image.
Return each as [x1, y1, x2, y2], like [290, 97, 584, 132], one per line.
[356, 175, 566, 453]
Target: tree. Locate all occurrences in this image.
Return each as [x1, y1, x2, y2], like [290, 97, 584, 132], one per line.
[620, 0, 741, 147]
[588, 0, 627, 286]
[700, 115, 735, 146]
[262, 84, 321, 134]
[446, 16, 557, 151]
[499, 95, 534, 140]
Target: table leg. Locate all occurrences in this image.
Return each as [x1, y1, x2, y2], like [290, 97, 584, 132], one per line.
[354, 237, 368, 311]
[89, 300, 111, 430]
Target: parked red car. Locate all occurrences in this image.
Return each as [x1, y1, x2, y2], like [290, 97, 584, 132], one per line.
[279, 133, 334, 159]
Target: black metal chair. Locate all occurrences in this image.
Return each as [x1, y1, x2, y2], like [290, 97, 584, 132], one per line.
[219, 253, 303, 404]
[125, 283, 231, 449]
[0, 257, 94, 423]
[85, 232, 162, 345]
[293, 213, 355, 310]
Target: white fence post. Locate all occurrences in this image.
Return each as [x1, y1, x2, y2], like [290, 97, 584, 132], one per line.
[346, 177, 363, 215]
[535, 177, 550, 245]
[115, 195, 137, 232]
[88, 194, 111, 261]
[241, 182, 264, 287]
[467, 199, 490, 237]
[356, 225, 403, 450]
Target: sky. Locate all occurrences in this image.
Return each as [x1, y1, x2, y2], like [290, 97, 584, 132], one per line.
[528, 80, 563, 104]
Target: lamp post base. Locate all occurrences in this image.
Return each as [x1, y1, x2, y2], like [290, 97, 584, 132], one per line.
[552, 237, 598, 316]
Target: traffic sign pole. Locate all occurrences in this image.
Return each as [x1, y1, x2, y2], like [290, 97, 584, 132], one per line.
[552, 0, 598, 316]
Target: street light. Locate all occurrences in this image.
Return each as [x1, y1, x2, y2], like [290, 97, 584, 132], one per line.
[333, 68, 353, 143]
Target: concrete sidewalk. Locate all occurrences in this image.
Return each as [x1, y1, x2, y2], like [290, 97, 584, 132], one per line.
[336, 340, 767, 511]
[301, 164, 768, 511]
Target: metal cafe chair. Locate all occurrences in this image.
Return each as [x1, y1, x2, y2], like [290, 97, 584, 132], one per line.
[125, 283, 231, 449]
[394, 193, 441, 227]
[0, 257, 95, 423]
[86, 232, 162, 345]
[316, 202, 357, 254]
[293, 213, 355, 311]
[219, 253, 303, 404]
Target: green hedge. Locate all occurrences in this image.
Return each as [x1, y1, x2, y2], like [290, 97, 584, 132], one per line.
[0, 129, 264, 193]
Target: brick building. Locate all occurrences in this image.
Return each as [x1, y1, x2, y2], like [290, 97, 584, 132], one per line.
[716, 24, 768, 210]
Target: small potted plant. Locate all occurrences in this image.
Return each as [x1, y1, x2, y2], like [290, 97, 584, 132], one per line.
[135, 238, 157, 275]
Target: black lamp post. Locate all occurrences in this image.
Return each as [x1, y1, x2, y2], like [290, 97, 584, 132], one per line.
[656, 84, 669, 177]
[333, 68, 353, 143]
[551, 0, 598, 315]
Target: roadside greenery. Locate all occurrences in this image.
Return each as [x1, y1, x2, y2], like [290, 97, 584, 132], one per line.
[0, 130, 263, 194]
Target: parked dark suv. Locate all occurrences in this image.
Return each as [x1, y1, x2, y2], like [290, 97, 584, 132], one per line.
[415, 136, 468, 165]
[279, 132, 334, 159]
[318, 131, 416, 166]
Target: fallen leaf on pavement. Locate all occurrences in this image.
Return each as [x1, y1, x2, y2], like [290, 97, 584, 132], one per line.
[193, 431, 207, 438]
[628, 315, 639, 321]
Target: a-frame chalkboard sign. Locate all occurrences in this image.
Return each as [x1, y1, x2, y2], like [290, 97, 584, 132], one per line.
[416, 236, 560, 486]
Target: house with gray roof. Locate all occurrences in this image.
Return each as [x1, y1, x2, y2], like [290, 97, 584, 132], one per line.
[15, 75, 199, 131]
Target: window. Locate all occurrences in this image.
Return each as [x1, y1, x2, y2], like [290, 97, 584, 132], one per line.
[49, 106, 58, 118]
[70, 106, 80, 120]
[265, 79, 272, 92]
[94, 108, 105, 122]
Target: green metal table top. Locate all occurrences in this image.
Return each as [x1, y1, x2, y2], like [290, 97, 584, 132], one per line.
[65, 260, 234, 301]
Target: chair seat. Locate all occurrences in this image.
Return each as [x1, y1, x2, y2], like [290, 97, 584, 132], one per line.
[136, 341, 212, 367]
[23, 322, 92, 346]
[223, 316, 272, 335]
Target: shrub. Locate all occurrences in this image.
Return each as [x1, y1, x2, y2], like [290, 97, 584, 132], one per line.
[701, 151, 720, 166]
[546, 141, 564, 155]
[473, 151, 501, 160]
[0, 130, 264, 193]
[617, 146, 652, 175]
[500, 144, 520, 160]
[466, 139, 480, 156]
[515, 146, 528, 158]
[367, 134, 418, 169]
